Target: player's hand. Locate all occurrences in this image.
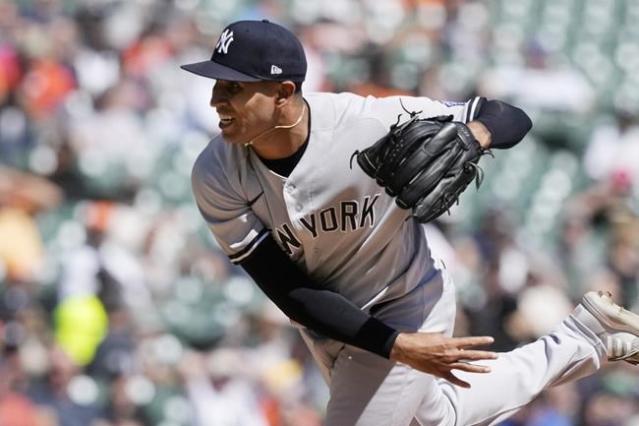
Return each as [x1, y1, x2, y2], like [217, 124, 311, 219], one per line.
[467, 121, 492, 148]
[389, 332, 498, 388]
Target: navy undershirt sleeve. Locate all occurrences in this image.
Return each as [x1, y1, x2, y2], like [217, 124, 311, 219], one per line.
[475, 100, 532, 149]
[239, 235, 400, 358]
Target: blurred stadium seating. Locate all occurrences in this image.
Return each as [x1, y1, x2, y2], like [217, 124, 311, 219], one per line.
[0, 0, 638, 425]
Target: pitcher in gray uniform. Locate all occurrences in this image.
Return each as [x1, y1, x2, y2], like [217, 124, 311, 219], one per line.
[182, 19, 639, 426]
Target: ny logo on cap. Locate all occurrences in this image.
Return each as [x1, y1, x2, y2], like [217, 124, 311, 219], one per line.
[215, 29, 234, 55]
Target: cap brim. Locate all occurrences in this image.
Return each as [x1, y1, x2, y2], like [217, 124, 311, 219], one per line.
[180, 60, 262, 82]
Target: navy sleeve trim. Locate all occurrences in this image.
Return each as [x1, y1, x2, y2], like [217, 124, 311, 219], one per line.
[228, 228, 270, 263]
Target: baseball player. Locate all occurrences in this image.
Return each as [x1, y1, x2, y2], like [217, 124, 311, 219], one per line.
[182, 20, 639, 426]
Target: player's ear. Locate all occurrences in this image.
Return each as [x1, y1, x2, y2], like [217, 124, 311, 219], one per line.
[275, 81, 296, 107]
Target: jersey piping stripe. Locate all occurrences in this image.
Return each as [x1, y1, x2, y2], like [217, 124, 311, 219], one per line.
[469, 96, 481, 121]
[228, 228, 270, 264]
[463, 98, 472, 123]
[465, 96, 481, 123]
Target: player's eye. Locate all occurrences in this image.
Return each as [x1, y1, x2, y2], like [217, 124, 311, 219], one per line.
[227, 82, 242, 95]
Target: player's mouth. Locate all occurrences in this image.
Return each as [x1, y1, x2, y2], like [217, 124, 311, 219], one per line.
[218, 114, 235, 130]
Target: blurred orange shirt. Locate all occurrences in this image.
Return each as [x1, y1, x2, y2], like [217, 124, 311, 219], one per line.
[0, 393, 39, 426]
[20, 59, 75, 119]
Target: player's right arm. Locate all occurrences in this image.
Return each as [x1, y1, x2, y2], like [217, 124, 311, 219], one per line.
[240, 234, 400, 356]
[239, 238, 497, 387]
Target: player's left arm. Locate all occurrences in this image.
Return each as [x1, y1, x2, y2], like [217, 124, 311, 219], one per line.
[354, 97, 533, 224]
[364, 94, 531, 150]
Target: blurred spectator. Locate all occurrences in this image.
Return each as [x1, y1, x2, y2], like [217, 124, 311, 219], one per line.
[479, 41, 595, 115]
[179, 350, 269, 426]
[28, 347, 106, 426]
[0, 166, 61, 283]
[584, 108, 639, 189]
[0, 350, 41, 426]
[560, 177, 639, 307]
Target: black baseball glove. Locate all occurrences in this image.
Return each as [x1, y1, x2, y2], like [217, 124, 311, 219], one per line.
[353, 112, 488, 223]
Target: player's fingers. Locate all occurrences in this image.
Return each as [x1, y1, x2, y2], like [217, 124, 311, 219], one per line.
[453, 336, 494, 349]
[443, 372, 470, 388]
[449, 362, 491, 374]
[454, 350, 498, 361]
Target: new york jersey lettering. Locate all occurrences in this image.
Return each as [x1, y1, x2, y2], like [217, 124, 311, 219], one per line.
[276, 223, 302, 255]
[274, 194, 381, 255]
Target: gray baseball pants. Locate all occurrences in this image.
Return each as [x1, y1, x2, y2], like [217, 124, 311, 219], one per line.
[300, 269, 605, 426]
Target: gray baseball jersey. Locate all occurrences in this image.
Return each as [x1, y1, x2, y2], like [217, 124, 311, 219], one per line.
[191, 92, 482, 311]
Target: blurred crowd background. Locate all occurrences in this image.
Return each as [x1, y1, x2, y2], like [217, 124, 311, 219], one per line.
[1, 0, 638, 425]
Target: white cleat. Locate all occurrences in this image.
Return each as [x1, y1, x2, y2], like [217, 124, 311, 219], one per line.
[580, 291, 639, 365]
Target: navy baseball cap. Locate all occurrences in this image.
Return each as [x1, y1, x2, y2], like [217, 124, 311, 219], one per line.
[180, 19, 307, 82]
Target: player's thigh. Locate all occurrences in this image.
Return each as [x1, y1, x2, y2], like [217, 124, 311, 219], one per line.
[372, 270, 455, 335]
[325, 346, 455, 426]
[417, 268, 456, 337]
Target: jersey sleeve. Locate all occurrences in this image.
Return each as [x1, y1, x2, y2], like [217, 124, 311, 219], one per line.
[191, 143, 269, 264]
[364, 95, 485, 127]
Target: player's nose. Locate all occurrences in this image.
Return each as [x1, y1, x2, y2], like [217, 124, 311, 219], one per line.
[210, 84, 228, 109]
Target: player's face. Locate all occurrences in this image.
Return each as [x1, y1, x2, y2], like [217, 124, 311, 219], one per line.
[210, 80, 281, 144]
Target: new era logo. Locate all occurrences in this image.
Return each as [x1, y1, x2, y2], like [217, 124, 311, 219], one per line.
[270, 65, 282, 75]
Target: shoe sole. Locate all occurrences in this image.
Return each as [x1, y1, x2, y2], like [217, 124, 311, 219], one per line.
[582, 291, 639, 336]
